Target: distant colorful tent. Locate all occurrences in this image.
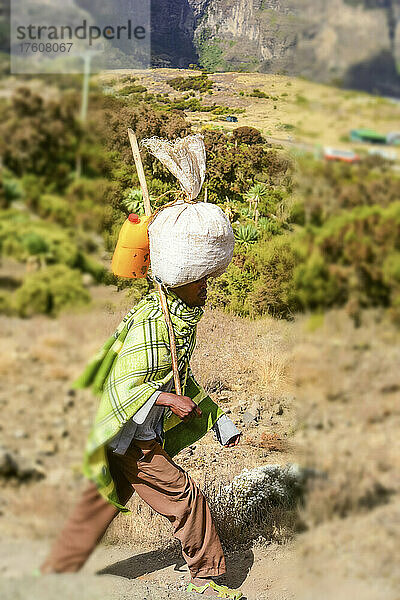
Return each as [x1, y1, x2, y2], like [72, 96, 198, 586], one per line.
[350, 129, 387, 144]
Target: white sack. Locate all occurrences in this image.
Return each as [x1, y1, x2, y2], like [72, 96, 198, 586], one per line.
[142, 135, 206, 200]
[148, 201, 235, 287]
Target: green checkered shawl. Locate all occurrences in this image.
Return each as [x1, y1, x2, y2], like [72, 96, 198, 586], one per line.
[74, 290, 223, 511]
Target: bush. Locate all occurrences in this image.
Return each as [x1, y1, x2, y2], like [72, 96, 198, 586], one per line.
[0, 210, 80, 266]
[293, 155, 400, 225]
[203, 131, 285, 203]
[0, 210, 106, 282]
[0, 172, 23, 208]
[75, 253, 107, 283]
[246, 236, 305, 317]
[232, 126, 264, 146]
[167, 75, 213, 93]
[234, 224, 259, 246]
[118, 84, 147, 96]
[37, 194, 76, 226]
[258, 217, 283, 236]
[207, 262, 257, 316]
[206, 464, 307, 547]
[21, 174, 45, 210]
[250, 89, 269, 98]
[0, 87, 82, 189]
[0, 291, 13, 316]
[290, 252, 339, 310]
[13, 265, 91, 317]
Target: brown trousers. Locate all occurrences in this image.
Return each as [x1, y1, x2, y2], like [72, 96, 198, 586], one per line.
[41, 439, 226, 578]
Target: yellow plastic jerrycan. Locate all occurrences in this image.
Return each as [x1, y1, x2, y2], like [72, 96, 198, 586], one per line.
[111, 213, 151, 279]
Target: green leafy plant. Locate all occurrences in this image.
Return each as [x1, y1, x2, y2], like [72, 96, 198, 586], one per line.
[13, 264, 91, 317]
[118, 84, 147, 96]
[258, 217, 282, 235]
[244, 183, 269, 222]
[222, 198, 241, 223]
[167, 74, 213, 93]
[234, 224, 259, 246]
[250, 89, 269, 99]
[121, 188, 146, 215]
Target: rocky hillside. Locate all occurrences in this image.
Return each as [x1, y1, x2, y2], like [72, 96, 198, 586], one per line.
[151, 0, 400, 95]
[1, 0, 399, 93]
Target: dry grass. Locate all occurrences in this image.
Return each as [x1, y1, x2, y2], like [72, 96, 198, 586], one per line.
[0, 351, 16, 377]
[104, 496, 174, 548]
[192, 309, 292, 399]
[257, 432, 288, 452]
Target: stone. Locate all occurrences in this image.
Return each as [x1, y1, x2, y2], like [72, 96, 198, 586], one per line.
[38, 441, 58, 456]
[242, 411, 257, 425]
[63, 398, 75, 412]
[15, 384, 34, 394]
[0, 447, 45, 481]
[0, 448, 18, 477]
[249, 402, 261, 417]
[82, 273, 95, 287]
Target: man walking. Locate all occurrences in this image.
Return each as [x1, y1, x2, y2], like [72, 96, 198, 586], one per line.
[40, 276, 242, 598]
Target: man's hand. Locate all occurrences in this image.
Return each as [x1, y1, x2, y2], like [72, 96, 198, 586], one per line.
[224, 433, 241, 448]
[155, 392, 202, 422]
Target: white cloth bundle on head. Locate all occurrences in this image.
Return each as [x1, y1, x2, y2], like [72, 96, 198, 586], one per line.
[142, 134, 234, 287]
[148, 200, 235, 287]
[142, 135, 206, 201]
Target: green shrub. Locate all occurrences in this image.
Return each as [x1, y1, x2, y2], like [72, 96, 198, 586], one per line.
[383, 252, 400, 285]
[250, 89, 269, 98]
[121, 188, 146, 215]
[23, 231, 50, 257]
[258, 217, 282, 235]
[209, 201, 400, 319]
[0, 291, 13, 315]
[118, 84, 147, 95]
[13, 265, 90, 317]
[75, 253, 107, 283]
[293, 155, 400, 224]
[21, 174, 45, 210]
[208, 263, 257, 316]
[0, 210, 80, 266]
[234, 224, 259, 246]
[246, 237, 306, 317]
[167, 75, 213, 93]
[290, 252, 339, 310]
[0, 87, 82, 189]
[0, 172, 23, 209]
[0, 210, 104, 280]
[37, 194, 75, 226]
[288, 201, 306, 225]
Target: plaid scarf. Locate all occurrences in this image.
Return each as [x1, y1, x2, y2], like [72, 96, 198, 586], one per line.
[74, 290, 223, 511]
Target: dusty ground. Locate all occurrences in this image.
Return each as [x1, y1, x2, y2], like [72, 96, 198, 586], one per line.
[1, 278, 400, 599]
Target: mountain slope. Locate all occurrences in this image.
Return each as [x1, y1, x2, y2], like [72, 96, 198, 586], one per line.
[151, 0, 400, 95]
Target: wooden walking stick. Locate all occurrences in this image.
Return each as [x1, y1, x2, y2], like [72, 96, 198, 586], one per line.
[127, 128, 182, 396]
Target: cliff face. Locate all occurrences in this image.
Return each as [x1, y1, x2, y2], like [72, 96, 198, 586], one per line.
[151, 0, 400, 96]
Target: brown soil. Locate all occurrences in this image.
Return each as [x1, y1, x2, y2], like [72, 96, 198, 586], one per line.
[1, 280, 399, 599]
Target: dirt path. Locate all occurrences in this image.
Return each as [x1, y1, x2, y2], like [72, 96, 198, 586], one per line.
[0, 537, 293, 600]
[1, 508, 399, 600]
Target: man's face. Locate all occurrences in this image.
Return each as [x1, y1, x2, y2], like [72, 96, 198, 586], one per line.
[172, 276, 208, 307]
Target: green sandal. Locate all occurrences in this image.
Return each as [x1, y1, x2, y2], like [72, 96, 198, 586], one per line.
[187, 581, 243, 599]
